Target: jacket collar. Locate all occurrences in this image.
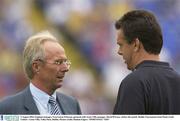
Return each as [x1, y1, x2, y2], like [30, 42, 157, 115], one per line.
[56, 93, 74, 114]
[22, 86, 40, 114]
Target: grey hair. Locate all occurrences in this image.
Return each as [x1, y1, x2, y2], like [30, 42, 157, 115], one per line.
[23, 31, 58, 80]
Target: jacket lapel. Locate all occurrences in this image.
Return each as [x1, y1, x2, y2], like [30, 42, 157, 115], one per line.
[56, 94, 73, 114]
[23, 86, 40, 114]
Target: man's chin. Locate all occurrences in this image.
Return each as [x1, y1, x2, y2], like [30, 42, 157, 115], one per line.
[127, 64, 133, 70]
[127, 66, 135, 71]
[56, 82, 63, 88]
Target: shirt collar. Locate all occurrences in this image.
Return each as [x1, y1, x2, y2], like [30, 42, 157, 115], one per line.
[134, 60, 170, 70]
[30, 83, 57, 107]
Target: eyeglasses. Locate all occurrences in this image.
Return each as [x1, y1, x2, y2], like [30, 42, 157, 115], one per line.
[37, 59, 71, 68]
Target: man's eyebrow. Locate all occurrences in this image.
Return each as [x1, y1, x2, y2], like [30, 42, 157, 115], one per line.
[117, 42, 121, 45]
[55, 58, 67, 61]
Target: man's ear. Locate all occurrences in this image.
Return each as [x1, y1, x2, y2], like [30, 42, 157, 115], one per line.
[133, 38, 141, 52]
[32, 61, 41, 74]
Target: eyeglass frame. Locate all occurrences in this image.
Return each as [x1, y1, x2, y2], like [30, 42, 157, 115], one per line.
[35, 59, 71, 68]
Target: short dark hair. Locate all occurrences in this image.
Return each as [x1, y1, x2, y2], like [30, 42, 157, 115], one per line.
[115, 10, 163, 54]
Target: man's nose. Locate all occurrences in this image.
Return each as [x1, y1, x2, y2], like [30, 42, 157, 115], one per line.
[118, 50, 123, 55]
[60, 63, 70, 72]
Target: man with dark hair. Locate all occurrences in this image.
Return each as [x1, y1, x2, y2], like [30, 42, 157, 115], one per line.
[113, 10, 180, 114]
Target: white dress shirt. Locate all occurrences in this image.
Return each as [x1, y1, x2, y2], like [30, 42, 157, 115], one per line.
[29, 83, 57, 115]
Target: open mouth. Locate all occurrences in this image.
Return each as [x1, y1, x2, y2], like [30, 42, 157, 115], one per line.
[57, 76, 64, 80]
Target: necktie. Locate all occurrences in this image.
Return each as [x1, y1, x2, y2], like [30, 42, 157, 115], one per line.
[49, 96, 61, 115]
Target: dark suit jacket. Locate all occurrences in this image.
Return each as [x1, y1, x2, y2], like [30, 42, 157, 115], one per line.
[0, 86, 81, 114]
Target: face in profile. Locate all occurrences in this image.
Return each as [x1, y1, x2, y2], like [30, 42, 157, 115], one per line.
[37, 41, 69, 92]
[116, 29, 135, 70]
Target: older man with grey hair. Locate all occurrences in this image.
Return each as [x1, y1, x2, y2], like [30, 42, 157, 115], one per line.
[0, 31, 81, 115]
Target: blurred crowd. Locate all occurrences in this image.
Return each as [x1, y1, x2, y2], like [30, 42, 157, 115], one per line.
[0, 0, 180, 114]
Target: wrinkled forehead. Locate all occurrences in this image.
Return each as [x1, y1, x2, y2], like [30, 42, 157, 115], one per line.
[43, 41, 67, 59]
